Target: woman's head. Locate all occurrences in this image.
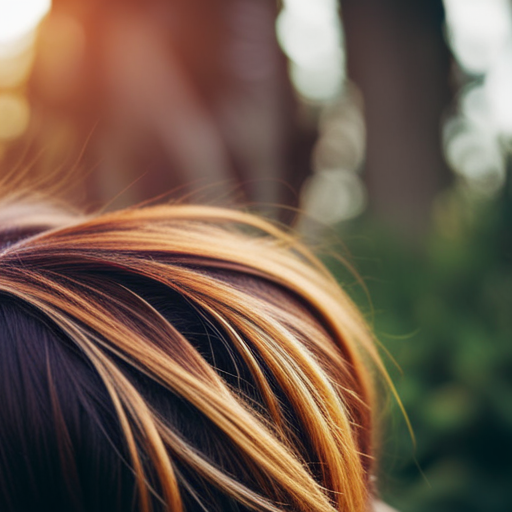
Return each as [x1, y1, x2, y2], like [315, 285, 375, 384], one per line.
[0, 202, 381, 512]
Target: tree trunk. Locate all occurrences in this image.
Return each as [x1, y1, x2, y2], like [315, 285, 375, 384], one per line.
[340, 0, 453, 235]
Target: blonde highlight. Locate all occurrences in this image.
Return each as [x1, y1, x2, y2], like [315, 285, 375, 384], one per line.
[0, 201, 383, 512]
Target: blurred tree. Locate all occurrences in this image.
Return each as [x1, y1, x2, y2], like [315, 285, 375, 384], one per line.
[2, 0, 315, 219]
[326, 190, 512, 512]
[340, 0, 454, 235]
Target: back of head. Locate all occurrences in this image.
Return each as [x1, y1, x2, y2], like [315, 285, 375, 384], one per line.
[0, 201, 381, 512]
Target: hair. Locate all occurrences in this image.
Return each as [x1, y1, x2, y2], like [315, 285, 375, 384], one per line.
[0, 199, 385, 512]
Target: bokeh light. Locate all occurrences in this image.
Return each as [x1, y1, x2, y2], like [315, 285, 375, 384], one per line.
[0, 45, 35, 88]
[485, 45, 512, 137]
[444, 0, 512, 75]
[301, 168, 366, 224]
[443, 0, 512, 196]
[0, 0, 51, 55]
[0, 0, 52, 150]
[276, 0, 344, 102]
[299, 87, 367, 228]
[0, 93, 30, 140]
[276, 1, 367, 226]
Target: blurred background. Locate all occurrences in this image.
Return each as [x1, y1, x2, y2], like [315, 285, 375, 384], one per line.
[1, 0, 512, 510]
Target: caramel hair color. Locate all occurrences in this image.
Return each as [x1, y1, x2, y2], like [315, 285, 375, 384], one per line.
[0, 200, 383, 512]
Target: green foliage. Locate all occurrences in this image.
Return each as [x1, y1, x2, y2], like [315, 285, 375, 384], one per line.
[325, 191, 512, 512]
